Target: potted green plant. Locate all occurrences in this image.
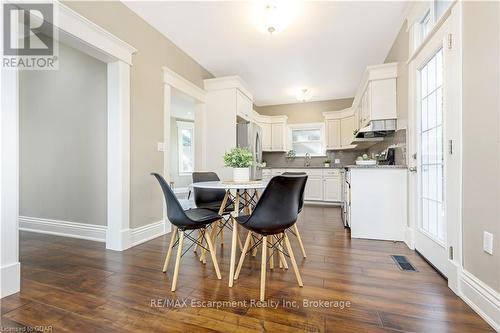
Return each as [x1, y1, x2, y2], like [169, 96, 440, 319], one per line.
[324, 159, 331, 167]
[223, 147, 253, 182]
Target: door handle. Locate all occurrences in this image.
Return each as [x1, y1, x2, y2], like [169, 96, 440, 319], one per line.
[409, 166, 417, 173]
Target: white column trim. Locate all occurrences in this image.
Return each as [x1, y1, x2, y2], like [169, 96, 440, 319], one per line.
[0, 68, 20, 298]
[106, 61, 131, 251]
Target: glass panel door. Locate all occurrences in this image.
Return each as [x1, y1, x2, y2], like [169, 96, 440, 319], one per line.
[419, 48, 445, 245]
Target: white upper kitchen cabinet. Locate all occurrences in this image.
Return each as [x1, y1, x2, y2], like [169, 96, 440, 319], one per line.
[353, 63, 398, 129]
[325, 119, 341, 149]
[260, 121, 272, 151]
[340, 115, 356, 147]
[236, 89, 252, 122]
[255, 114, 287, 152]
[323, 108, 357, 150]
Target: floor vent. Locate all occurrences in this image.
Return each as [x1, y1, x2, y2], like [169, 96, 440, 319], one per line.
[391, 255, 417, 272]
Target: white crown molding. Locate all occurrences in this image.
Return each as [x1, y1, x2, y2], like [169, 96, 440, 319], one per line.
[323, 107, 354, 120]
[55, 1, 137, 65]
[163, 67, 206, 103]
[203, 75, 253, 101]
[459, 269, 500, 332]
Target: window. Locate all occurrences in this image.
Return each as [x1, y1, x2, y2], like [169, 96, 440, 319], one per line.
[420, 10, 432, 41]
[177, 121, 194, 175]
[288, 124, 324, 156]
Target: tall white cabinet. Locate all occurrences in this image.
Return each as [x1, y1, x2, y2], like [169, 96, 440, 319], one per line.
[204, 76, 254, 179]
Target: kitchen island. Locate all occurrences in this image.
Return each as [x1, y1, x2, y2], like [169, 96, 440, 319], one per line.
[345, 165, 407, 241]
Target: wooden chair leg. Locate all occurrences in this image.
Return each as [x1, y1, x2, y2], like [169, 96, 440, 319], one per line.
[220, 220, 224, 245]
[269, 236, 274, 270]
[235, 232, 252, 280]
[204, 228, 222, 279]
[278, 239, 289, 270]
[293, 224, 307, 258]
[171, 230, 185, 291]
[162, 226, 177, 273]
[284, 232, 303, 287]
[228, 217, 238, 287]
[260, 235, 267, 301]
[193, 230, 202, 253]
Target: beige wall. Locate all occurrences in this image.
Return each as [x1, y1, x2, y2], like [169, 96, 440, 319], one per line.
[20, 41, 107, 226]
[64, 1, 213, 228]
[462, 1, 500, 292]
[255, 98, 353, 124]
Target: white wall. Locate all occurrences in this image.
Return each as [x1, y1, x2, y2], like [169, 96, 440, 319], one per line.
[19, 41, 107, 226]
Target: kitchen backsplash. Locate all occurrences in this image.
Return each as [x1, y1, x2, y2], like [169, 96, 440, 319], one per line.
[262, 150, 361, 167]
[367, 128, 407, 165]
[262, 128, 407, 167]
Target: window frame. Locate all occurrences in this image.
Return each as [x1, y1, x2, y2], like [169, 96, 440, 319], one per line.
[176, 120, 195, 176]
[287, 123, 326, 157]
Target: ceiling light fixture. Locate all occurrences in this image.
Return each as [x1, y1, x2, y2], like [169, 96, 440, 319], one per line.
[296, 88, 312, 102]
[256, 0, 296, 35]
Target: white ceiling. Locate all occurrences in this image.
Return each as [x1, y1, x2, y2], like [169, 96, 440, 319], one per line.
[124, 1, 408, 106]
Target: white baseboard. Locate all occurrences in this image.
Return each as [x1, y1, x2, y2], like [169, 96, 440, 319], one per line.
[1, 262, 20, 298]
[130, 220, 167, 247]
[404, 227, 415, 250]
[459, 269, 500, 332]
[19, 216, 168, 250]
[19, 216, 106, 242]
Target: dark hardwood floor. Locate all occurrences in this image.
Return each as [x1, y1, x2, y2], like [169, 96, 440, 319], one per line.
[1, 206, 494, 332]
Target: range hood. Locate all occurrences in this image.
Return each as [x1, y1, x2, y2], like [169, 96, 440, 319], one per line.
[354, 119, 397, 140]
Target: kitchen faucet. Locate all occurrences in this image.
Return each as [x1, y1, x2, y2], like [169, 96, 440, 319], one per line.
[304, 152, 311, 167]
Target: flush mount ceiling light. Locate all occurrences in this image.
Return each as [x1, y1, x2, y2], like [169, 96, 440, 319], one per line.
[296, 88, 312, 102]
[255, 0, 297, 35]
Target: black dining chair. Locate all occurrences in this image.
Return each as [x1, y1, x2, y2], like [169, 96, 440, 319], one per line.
[232, 174, 307, 301]
[282, 172, 308, 258]
[191, 172, 244, 254]
[151, 173, 222, 291]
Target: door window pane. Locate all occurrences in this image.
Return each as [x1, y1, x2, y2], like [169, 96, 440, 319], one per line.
[419, 48, 444, 243]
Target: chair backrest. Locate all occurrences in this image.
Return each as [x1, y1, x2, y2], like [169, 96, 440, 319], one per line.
[282, 172, 306, 213]
[151, 173, 194, 229]
[192, 172, 226, 206]
[244, 175, 307, 234]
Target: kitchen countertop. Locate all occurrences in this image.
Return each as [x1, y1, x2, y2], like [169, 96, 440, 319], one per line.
[262, 166, 344, 169]
[345, 165, 407, 169]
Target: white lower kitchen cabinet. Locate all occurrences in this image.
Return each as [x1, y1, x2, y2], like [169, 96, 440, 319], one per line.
[261, 168, 342, 203]
[323, 177, 341, 202]
[304, 174, 323, 201]
[349, 167, 407, 241]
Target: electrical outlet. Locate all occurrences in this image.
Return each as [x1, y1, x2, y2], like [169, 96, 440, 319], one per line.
[157, 142, 165, 152]
[483, 231, 494, 255]
[334, 159, 340, 164]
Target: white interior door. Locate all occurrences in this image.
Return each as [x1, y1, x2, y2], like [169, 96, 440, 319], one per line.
[412, 11, 460, 279]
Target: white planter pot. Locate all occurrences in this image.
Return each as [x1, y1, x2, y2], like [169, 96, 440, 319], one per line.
[233, 167, 250, 182]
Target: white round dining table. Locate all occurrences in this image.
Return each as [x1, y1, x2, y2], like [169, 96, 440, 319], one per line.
[190, 180, 268, 287]
[190, 180, 268, 190]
